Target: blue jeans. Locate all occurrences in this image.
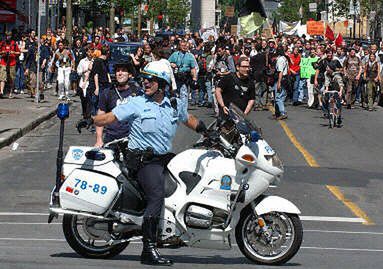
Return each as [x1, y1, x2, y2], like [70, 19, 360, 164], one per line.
[176, 81, 188, 105]
[90, 94, 99, 116]
[299, 78, 307, 101]
[15, 62, 25, 91]
[274, 82, 287, 115]
[197, 78, 213, 104]
[292, 74, 302, 102]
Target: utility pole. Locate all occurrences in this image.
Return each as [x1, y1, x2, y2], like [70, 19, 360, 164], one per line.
[66, 0, 73, 45]
[109, 1, 116, 36]
[353, 0, 357, 39]
[138, 1, 142, 38]
[36, 0, 43, 104]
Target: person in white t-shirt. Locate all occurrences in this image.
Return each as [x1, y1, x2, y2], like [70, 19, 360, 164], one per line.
[274, 46, 289, 120]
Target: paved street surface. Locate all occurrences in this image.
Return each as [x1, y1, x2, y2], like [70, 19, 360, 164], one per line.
[0, 98, 383, 269]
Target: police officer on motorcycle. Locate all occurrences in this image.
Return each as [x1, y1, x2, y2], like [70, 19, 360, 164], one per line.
[80, 60, 208, 265]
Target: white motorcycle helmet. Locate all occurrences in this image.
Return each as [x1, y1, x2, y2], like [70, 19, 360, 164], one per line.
[141, 60, 172, 85]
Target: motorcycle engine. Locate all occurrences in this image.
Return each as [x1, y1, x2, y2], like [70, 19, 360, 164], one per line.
[185, 205, 214, 229]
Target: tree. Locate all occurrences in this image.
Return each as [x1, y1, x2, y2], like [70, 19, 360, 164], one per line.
[166, 0, 191, 28]
[276, 0, 318, 23]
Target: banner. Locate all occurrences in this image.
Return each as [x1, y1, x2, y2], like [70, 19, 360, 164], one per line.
[200, 27, 218, 42]
[279, 21, 300, 33]
[307, 21, 324, 35]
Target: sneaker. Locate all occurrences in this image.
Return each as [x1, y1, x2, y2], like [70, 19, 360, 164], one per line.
[58, 95, 65, 100]
[346, 104, 351, 109]
[20, 90, 24, 94]
[277, 114, 288, 120]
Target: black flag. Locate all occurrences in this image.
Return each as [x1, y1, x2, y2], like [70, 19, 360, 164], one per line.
[238, 0, 267, 18]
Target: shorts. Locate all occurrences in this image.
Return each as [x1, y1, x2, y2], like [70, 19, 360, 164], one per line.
[0, 65, 16, 82]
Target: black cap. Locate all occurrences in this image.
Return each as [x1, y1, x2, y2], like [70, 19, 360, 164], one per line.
[114, 57, 135, 74]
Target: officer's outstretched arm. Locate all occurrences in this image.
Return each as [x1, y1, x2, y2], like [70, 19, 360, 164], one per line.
[93, 112, 117, 127]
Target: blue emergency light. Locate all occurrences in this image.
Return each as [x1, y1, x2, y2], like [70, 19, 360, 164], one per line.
[57, 103, 69, 120]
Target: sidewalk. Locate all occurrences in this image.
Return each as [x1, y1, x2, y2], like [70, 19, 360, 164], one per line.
[0, 88, 61, 149]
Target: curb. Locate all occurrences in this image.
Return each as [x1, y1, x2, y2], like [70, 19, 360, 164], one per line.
[0, 108, 57, 150]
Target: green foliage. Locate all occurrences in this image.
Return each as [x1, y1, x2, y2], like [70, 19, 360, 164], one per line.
[332, 0, 373, 18]
[276, 0, 318, 22]
[166, 0, 190, 27]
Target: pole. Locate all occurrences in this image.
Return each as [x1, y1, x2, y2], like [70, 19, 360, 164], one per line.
[35, 0, 42, 104]
[138, 1, 142, 39]
[353, 0, 356, 39]
[28, 0, 31, 27]
[57, 0, 60, 29]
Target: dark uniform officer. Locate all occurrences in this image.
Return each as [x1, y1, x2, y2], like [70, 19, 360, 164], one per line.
[88, 60, 208, 266]
[95, 60, 141, 147]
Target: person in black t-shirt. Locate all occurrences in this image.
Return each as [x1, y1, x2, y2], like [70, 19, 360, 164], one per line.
[94, 60, 141, 147]
[215, 56, 255, 117]
[87, 45, 111, 119]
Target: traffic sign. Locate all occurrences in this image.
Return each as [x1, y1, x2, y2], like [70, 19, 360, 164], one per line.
[309, 3, 317, 12]
[39, 0, 46, 16]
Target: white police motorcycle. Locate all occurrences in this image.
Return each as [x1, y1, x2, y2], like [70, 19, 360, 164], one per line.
[49, 103, 302, 265]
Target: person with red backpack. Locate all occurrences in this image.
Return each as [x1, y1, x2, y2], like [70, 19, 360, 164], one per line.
[0, 32, 20, 98]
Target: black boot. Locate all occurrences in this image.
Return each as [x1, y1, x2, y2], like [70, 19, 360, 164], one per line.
[141, 217, 173, 266]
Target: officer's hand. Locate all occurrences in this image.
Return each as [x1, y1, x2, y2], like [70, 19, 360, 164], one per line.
[76, 118, 93, 133]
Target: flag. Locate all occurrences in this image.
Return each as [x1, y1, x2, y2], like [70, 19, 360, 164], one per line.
[239, 0, 267, 35]
[325, 25, 335, 41]
[335, 33, 344, 47]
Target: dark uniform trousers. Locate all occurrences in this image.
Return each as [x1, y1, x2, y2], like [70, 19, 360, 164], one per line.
[137, 161, 165, 218]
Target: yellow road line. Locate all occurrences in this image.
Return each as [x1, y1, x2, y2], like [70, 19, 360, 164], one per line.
[326, 186, 374, 225]
[278, 120, 319, 167]
[267, 105, 373, 225]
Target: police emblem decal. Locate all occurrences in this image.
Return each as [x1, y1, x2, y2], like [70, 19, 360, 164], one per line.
[220, 175, 232, 190]
[72, 149, 84, 161]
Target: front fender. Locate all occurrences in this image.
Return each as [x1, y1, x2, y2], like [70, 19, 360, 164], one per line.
[253, 195, 301, 215]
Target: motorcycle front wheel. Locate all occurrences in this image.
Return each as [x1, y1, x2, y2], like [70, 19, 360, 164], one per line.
[62, 214, 129, 259]
[235, 208, 303, 265]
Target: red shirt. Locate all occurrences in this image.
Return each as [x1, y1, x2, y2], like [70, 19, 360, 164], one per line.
[0, 41, 20, 66]
[289, 53, 301, 74]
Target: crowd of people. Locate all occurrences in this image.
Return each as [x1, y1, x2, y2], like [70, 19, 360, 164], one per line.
[1, 26, 383, 125]
[2, 24, 383, 265]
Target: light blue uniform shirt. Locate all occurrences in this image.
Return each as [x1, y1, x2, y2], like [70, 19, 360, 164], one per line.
[168, 51, 196, 73]
[112, 94, 189, 155]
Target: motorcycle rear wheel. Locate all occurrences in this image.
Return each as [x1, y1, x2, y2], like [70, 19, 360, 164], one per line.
[235, 208, 303, 265]
[62, 214, 129, 259]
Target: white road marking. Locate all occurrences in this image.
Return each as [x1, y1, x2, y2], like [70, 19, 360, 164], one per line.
[300, 216, 365, 223]
[0, 238, 65, 242]
[0, 222, 60, 225]
[0, 212, 49, 216]
[305, 229, 383, 235]
[300, 246, 383, 252]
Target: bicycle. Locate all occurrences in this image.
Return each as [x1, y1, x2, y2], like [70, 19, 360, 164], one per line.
[325, 90, 341, 128]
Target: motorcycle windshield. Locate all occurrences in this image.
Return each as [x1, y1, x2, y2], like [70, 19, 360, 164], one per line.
[228, 104, 260, 135]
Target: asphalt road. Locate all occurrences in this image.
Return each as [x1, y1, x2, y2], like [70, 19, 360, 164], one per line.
[0, 99, 383, 269]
